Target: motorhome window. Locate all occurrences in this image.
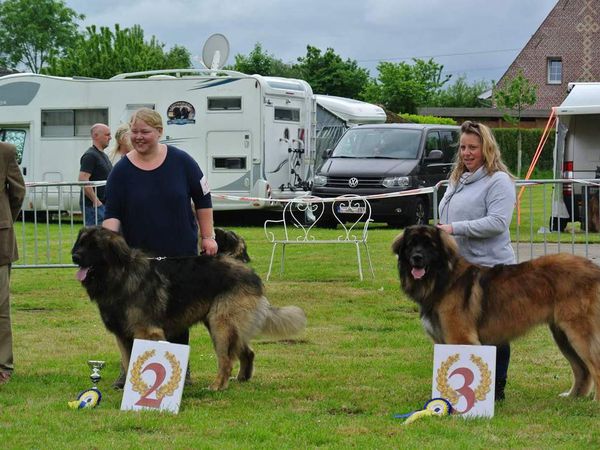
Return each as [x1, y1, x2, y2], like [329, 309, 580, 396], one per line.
[41, 108, 108, 137]
[213, 157, 247, 170]
[208, 98, 242, 111]
[332, 128, 421, 159]
[0, 129, 25, 164]
[74, 109, 109, 136]
[547, 58, 562, 84]
[41, 110, 74, 137]
[274, 107, 300, 122]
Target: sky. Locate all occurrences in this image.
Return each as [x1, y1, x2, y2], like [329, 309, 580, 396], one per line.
[63, 0, 558, 84]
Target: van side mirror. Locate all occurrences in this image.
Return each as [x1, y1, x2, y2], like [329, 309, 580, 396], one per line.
[425, 149, 443, 161]
[323, 148, 333, 159]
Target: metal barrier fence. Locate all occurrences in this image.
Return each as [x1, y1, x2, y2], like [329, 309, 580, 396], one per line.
[15, 181, 105, 268]
[13, 179, 600, 269]
[433, 179, 600, 263]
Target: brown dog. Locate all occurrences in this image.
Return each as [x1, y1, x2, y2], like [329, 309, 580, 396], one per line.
[72, 227, 306, 390]
[392, 225, 600, 400]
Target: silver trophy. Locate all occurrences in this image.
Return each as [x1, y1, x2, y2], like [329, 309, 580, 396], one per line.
[87, 360, 105, 385]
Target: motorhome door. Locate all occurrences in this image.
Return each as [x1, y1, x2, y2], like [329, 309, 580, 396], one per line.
[264, 96, 308, 192]
[0, 125, 30, 180]
[206, 130, 252, 196]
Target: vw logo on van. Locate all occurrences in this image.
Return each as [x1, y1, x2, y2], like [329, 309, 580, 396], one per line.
[348, 177, 359, 188]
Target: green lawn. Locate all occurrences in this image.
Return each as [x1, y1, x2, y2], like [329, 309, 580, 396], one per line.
[3, 225, 599, 449]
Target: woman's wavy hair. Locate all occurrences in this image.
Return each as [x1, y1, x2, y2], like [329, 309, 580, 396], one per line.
[449, 120, 514, 183]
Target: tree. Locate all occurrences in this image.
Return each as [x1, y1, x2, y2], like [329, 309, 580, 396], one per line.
[294, 46, 370, 98]
[43, 24, 191, 79]
[228, 43, 296, 77]
[0, 0, 84, 73]
[361, 58, 450, 114]
[429, 76, 491, 108]
[493, 70, 537, 177]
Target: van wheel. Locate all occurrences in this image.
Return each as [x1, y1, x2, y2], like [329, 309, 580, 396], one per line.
[406, 198, 428, 226]
[549, 217, 568, 232]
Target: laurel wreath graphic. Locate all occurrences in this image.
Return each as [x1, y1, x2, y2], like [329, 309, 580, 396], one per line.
[436, 352, 492, 404]
[470, 354, 492, 400]
[130, 349, 182, 399]
[156, 352, 182, 399]
[436, 353, 460, 404]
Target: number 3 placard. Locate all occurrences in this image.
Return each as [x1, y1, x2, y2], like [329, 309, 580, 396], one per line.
[432, 344, 496, 418]
[121, 339, 190, 414]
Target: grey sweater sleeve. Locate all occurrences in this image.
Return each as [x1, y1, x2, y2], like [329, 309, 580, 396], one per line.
[451, 172, 515, 238]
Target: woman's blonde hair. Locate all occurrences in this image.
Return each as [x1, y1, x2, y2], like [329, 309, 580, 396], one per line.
[449, 120, 513, 183]
[108, 122, 132, 164]
[113, 122, 130, 143]
[129, 107, 163, 131]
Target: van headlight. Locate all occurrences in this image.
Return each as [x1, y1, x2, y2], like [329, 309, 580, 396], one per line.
[313, 175, 327, 187]
[382, 176, 410, 188]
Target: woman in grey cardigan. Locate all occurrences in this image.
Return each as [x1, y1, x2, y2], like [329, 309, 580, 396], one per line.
[437, 120, 515, 401]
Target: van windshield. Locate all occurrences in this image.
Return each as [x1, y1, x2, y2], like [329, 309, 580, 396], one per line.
[331, 128, 422, 159]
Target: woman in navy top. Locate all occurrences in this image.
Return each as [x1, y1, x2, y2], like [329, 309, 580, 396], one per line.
[103, 107, 218, 388]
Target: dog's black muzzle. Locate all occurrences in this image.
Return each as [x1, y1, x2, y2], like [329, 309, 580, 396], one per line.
[408, 251, 425, 269]
[72, 252, 82, 266]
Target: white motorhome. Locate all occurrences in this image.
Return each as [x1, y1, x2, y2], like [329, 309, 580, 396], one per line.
[0, 69, 385, 212]
[551, 82, 600, 230]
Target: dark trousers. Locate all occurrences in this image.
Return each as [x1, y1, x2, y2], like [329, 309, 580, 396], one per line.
[496, 343, 510, 381]
[171, 329, 190, 346]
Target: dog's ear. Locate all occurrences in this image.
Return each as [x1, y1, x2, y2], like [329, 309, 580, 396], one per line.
[437, 226, 460, 269]
[101, 230, 131, 266]
[72, 227, 87, 249]
[391, 230, 406, 256]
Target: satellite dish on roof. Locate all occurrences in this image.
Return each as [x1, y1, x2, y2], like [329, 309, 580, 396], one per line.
[202, 33, 230, 70]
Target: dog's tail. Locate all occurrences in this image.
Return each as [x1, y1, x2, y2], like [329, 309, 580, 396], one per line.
[260, 297, 306, 338]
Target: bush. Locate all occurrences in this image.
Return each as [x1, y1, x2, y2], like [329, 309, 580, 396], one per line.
[492, 128, 555, 175]
[399, 113, 457, 125]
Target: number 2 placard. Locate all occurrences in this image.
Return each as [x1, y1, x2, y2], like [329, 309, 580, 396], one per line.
[121, 339, 190, 414]
[432, 344, 496, 418]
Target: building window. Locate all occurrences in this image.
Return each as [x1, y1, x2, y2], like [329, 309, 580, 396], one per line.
[547, 58, 562, 84]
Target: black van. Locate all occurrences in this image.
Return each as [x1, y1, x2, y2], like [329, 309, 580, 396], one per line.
[311, 123, 460, 226]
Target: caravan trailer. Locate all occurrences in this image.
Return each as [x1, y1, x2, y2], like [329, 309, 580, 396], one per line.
[0, 70, 385, 212]
[0, 69, 318, 212]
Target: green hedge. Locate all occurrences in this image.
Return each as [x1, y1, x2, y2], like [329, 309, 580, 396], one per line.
[492, 128, 555, 175]
[399, 113, 458, 125]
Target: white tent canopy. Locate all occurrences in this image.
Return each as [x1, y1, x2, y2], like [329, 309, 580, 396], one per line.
[314, 94, 386, 125]
[556, 83, 600, 116]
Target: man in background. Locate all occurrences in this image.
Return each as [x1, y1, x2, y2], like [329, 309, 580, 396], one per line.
[0, 141, 26, 385]
[79, 123, 112, 226]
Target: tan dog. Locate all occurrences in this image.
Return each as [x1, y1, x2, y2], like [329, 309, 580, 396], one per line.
[393, 225, 600, 400]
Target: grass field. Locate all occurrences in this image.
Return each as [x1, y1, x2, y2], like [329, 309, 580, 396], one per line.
[2, 224, 599, 449]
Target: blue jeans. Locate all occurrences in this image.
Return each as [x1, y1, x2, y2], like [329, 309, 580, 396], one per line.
[82, 204, 105, 226]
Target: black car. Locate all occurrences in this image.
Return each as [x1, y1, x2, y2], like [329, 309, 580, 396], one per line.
[311, 123, 459, 226]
